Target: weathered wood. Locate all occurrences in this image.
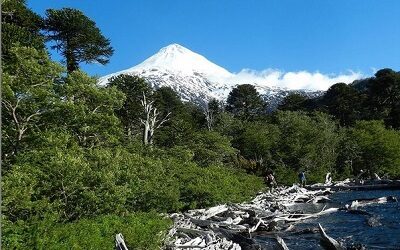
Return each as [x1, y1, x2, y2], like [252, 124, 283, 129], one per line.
[351, 196, 398, 206]
[308, 180, 400, 191]
[165, 185, 349, 249]
[115, 233, 128, 250]
[318, 223, 343, 250]
[276, 235, 289, 250]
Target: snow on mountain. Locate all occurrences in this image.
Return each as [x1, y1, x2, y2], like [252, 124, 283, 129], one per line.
[99, 43, 322, 107]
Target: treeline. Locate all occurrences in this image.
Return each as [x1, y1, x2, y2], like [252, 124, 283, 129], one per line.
[202, 74, 400, 184]
[2, 1, 400, 249]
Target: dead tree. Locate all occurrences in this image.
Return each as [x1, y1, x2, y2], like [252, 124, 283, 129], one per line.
[203, 106, 214, 131]
[140, 93, 170, 145]
[2, 98, 43, 157]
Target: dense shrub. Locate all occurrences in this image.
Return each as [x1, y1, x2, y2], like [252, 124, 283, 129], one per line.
[347, 120, 400, 178]
[2, 212, 171, 250]
[3, 132, 263, 222]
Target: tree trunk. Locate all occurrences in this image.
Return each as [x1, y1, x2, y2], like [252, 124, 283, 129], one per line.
[65, 44, 78, 73]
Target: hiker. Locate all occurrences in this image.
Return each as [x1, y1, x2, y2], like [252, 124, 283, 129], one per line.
[298, 171, 306, 187]
[325, 172, 332, 185]
[264, 169, 277, 190]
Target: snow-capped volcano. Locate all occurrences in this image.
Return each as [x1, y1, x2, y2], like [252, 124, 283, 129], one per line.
[99, 44, 323, 106]
[99, 43, 238, 104]
[130, 43, 233, 78]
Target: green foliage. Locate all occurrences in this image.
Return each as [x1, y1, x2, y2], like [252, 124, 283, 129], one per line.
[153, 87, 197, 147]
[347, 120, 400, 177]
[214, 112, 244, 137]
[226, 84, 266, 120]
[320, 82, 366, 126]
[278, 93, 310, 112]
[176, 164, 264, 209]
[1, 46, 63, 165]
[3, 212, 171, 250]
[188, 131, 237, 167]
[1, 0, 45, 61]
[43, 8, 114, 72]
[367, 69, 400, 129]
[52, 71, 125, 147]
[109, 74, 152, 139]
[278, 69, 400, 130]
[272, 111, 341, 183]
[3, 133, 263, 226]
[232, 122, 280, 174]
[3, 133, 130, 222]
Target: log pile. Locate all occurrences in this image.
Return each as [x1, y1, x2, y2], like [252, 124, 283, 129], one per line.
[164, 185, 337, 249]
[163, 183, 397, 249]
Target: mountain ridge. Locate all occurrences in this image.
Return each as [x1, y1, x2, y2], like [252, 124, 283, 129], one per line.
[99, 44, 323, 107]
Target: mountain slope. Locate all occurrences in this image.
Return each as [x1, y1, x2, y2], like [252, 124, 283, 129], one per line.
[99, 44, 322, 107]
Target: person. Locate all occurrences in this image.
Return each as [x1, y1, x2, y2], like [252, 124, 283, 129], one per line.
[264, 169, 277, 190]
[325, 172, 332, 185]
[298, 171, 306, 187]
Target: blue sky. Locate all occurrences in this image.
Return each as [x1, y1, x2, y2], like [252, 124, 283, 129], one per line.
[29, 0, 400, 79]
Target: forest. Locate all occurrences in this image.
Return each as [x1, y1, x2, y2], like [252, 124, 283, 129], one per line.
[2, 1, 400, 249]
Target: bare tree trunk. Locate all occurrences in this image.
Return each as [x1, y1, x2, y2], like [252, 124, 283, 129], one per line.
[140, 93, 170, 145]
[204, 107, 214, 131]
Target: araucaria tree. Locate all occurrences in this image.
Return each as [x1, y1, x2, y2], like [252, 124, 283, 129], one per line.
[43, 8, 114, 72]
[226, 84, 266, 119]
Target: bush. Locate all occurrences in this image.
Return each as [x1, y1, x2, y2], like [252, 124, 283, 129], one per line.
[3, 133, 264, 222]
[3, 212, 171, 250]
[272, 111, 341, 183]
[347, 120, 400, 178]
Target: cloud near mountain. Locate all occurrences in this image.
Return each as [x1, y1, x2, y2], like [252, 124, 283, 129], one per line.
[229, 69, 362, 91]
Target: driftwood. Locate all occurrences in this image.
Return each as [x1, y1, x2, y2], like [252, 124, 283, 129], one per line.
[164, 182, 398, 249]
[350, 196, 397, 207]
[275, 235, 289, 250]
[318, 223, 343, 250]
[115, 233, 128, 250]
[165, 185, 341, 249]
[308, 179, 400, 191]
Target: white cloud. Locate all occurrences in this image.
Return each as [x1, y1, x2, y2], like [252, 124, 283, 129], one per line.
[227, 69, 363, 91]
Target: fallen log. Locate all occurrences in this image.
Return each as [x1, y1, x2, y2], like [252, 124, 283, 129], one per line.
[176, 227, 215, 238]
[350, 196, 398, 206]
[273, 207, 339, 223]
[276, 235, 289, 250]
[318, 223, 343, 250]
[214, 227, 262, 249]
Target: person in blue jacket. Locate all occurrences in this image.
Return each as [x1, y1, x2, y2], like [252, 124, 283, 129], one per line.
[298, 171, 306, 187]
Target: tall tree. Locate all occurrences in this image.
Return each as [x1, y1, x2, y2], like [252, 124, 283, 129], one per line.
[43, 8, 114, 72]
[226, 84, 266, 120]
[109, 74, 152, 139]
[278, 93, 309, 112]
[153, 87, 193, 147]
[367, 69, 400, 129]
[320, 83, 365, 126]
